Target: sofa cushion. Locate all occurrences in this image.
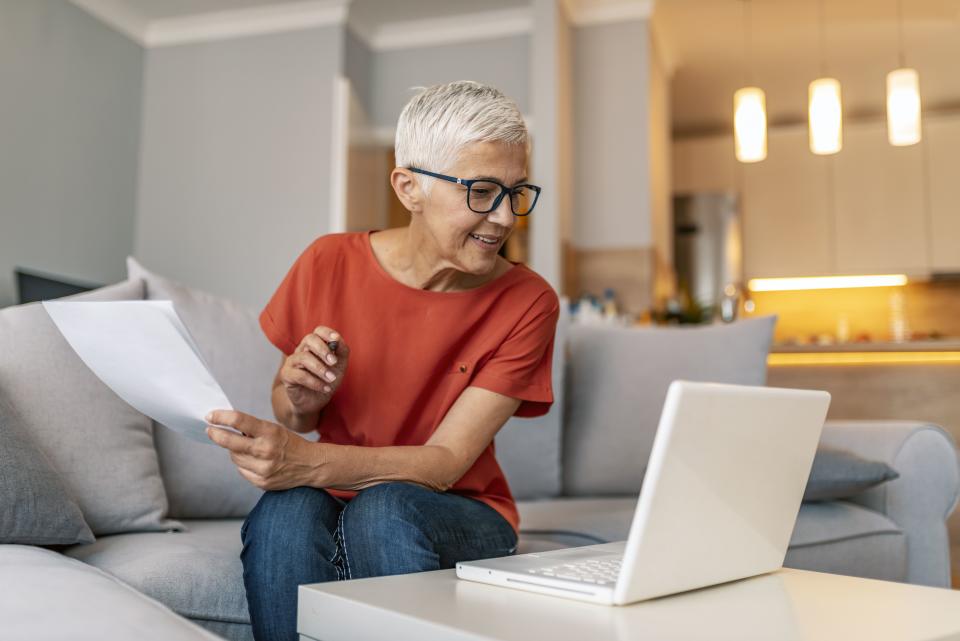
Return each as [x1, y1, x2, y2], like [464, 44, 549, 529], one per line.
[65, 519, 250, 626]
[128, 257, 269, 519]
[0, 280, 180, 535]
[0, 406, 94, 545]
[0, 544, 221, 641]
[562, 316, 776, 496]
[803, 446, 900, 502]
[515, 496, 903, 564]
[495, 299, 569, 500]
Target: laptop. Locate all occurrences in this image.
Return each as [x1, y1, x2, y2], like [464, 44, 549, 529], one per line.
[456, 380, 831, 605]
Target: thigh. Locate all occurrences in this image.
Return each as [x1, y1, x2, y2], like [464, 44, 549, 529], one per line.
[241, 486, 343, 559]
[341, 482, 517, 573]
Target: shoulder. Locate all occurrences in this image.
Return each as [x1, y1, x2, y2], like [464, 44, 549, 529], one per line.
[294, 232, 369, 268]
[499, 265, 560, 331]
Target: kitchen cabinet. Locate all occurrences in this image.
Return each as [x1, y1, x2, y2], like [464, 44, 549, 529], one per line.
[672, 134, 737, 194]
[925, 116, 960, 272]
[832, 120, 928, 275]
[741, 127, 834, 279]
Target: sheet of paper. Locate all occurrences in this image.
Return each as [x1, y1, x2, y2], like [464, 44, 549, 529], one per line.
[44, 300, 238, 444]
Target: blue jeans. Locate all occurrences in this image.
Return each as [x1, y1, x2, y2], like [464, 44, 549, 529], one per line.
[240, 482, 518, 641]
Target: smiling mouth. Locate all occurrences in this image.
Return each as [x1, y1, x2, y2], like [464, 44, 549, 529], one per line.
[469, 233, 501, 245]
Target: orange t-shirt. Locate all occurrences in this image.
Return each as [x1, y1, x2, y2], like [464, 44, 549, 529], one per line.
[259, 230, 560, 532]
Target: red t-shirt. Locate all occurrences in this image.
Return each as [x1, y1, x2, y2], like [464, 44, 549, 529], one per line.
[259, 230, 559, 532]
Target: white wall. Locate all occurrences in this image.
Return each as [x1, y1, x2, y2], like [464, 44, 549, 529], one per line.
[0, 0, 143, 307]
[133, 27, 343, 310]
[573, 20, 652, 250]
[368, 35, 530, 129]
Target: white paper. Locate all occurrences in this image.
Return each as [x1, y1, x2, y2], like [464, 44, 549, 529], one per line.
[44, 300, 239, 444]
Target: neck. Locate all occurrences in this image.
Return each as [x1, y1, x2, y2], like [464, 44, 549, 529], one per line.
[393, 223, 480, 292]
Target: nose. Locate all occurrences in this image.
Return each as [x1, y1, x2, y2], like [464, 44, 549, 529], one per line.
[487, 192, 515, 228]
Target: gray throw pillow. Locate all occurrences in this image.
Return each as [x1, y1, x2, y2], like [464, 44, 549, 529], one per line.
[0, 279, 181, 536]
[495, 299, 568, 500]
[803, 446, 900, 502]
[127, 257, 269, 518]
[0, 400, 94, 545]
[563, 316, 777, 496]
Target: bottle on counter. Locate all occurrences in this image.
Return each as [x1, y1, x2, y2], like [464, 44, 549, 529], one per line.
[602, 288, 619, 323]
[889, 291, 910, 343]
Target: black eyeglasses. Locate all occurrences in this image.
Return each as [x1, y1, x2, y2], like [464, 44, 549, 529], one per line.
[409, 167, 541, 216]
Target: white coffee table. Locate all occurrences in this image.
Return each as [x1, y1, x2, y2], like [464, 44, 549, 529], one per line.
[298, 567, 960, 641]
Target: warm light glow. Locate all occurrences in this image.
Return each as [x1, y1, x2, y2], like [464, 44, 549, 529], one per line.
[747, 275, 908, 292]
[808, 78, 843, 154]
[769, 352, 960, 366]
[887, 68, 922, 146]
[734, 87, 767, 163]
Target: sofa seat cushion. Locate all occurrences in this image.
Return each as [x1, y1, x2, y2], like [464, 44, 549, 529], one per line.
[66, 519, 249, 626]
[0, 544, 220, 641]
[516, 497, 904, 558]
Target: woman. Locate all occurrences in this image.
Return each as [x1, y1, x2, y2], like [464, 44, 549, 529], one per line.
[205, 80, 559, 641]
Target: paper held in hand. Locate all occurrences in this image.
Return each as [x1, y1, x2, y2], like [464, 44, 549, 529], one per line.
[43, 300, 240, 444]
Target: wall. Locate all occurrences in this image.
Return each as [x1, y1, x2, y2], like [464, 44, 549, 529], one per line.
[133, 26, 342, 310]
[573, 20, 651, 249]
[0, 0, 143, 307]
[368, 35, 530, 129]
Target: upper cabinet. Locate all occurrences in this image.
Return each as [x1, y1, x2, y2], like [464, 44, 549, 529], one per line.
[925, 117, 960, 272]
[673, 115, 960, 280]
[741, 128, 834, 279]
[832, 121, 927, 275]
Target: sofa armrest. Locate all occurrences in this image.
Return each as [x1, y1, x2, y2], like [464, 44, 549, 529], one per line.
[820, 420, 960, 586]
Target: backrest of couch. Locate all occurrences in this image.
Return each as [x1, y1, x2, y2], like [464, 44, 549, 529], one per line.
[495, 299, 569, 501]
[561, 316, 776, 497]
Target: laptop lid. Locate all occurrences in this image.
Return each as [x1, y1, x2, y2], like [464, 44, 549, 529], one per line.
[613, 381, 830, 604]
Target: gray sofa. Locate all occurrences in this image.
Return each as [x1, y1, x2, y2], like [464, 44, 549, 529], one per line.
[1, 264, 958, 641]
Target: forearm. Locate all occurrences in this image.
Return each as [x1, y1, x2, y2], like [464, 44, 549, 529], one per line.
[313, 442, 465, 493]
[271, 384, 322, 434]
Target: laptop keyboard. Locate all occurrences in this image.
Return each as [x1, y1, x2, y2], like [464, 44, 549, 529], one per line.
[527, 557, 622, 585]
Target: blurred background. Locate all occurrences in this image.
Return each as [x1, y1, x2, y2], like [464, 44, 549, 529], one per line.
[2, 0, 960, 576]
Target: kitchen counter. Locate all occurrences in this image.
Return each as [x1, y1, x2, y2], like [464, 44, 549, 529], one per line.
[772, 340, 960, 353]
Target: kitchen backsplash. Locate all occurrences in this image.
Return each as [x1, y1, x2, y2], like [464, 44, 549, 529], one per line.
[742, 280, 960, 345]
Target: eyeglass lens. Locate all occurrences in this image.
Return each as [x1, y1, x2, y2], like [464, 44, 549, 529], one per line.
[467, 181, 536, 215]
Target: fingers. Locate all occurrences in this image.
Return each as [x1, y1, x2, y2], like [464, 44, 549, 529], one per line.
[287, 352, 331, 391]
[300, 333, 339, 367]
[205, 410, 272, 438]
[206, 425, 255, 454]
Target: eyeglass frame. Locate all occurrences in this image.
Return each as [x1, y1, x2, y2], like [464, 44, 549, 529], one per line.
[408, 167, 541, 216]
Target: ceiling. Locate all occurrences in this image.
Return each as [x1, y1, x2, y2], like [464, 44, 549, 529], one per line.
[71, 0, 960, 135]
[654, 0, 960, 135]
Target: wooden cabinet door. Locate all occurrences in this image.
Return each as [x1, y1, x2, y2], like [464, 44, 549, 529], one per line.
[832, 121, 927, 274]
[924, 116, 960, 272]
[742, 128, 833, 279]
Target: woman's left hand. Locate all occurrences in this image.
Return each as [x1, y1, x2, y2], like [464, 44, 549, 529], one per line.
[205, 410, 324, 491]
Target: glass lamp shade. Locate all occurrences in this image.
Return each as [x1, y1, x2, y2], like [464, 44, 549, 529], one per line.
[809, 77, 843, 155]
[887, 68, 922, 146]
[734, 87, 767, 163]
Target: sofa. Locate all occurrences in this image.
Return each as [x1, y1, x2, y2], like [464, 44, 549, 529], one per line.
[1, 261, 958, 641]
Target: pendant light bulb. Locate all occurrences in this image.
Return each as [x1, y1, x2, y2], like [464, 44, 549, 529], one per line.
[734, 87, 767, 163]
[887, 68, 921, 146]
[809, 77, 843, 155]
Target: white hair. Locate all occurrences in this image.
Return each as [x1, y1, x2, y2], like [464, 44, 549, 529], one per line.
[394, 80, 528, 195]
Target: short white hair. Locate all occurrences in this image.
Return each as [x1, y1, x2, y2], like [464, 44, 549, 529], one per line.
[394, 80, 528, 195]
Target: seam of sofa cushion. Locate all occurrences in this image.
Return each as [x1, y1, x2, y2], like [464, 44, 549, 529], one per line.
[788, 528, 904, 550]
[171, 608, 249, 625]
[519, 529, 609, 544]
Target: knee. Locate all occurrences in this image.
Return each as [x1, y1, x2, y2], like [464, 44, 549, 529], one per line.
[346, 483, 430, 527]
[242, 486, 337, 551]
[340, 483, 433, 548]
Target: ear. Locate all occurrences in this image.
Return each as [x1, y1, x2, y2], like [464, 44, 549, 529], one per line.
[390, 168, 425, 214]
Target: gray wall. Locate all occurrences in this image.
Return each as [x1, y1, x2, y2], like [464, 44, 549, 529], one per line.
[134, 27, 343, 310]
[368, 35, 530, 128]
[0, 0, 143, 307]
[573, 20, 652, 249]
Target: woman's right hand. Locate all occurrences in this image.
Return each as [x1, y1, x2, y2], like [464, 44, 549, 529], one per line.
[279, 326, 350, 417]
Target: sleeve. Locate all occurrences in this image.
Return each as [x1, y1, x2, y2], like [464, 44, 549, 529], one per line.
[259, 239, 322, 356]
[471, 289, 561, 418]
